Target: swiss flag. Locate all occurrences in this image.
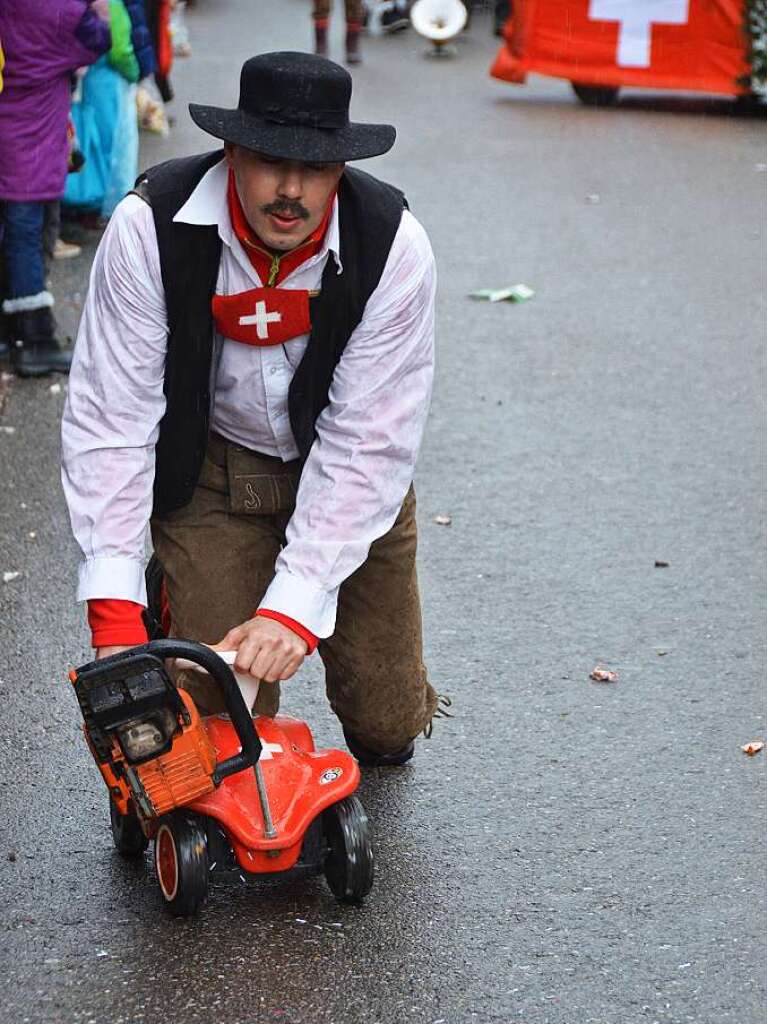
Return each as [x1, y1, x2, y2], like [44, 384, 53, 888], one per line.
[212, 287, 311, 347]
[491, 0, 749, 96]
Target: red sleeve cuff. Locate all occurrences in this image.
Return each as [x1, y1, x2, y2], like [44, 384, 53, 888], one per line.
[254, 609, 319, 654]
[88, 599, 149, 649]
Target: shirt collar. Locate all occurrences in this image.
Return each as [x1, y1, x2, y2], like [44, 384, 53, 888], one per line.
[173, 158, 342, 274]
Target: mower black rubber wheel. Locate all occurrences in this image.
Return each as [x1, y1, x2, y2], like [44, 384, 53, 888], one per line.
[322, 795, 374, 903]
[571, 82, 620, 107]
[110, 797, 149, 858]
[154, 811, 210, 917]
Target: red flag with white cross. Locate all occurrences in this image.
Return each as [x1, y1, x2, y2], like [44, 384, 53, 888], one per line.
[212, 288, 312, 347]
[491, 0, 750, 96]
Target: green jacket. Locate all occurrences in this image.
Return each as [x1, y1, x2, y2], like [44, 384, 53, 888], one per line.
[108, 0, 140, 83]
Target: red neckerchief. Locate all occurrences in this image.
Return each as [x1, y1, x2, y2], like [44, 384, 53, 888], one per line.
[226, 168, 334, 285]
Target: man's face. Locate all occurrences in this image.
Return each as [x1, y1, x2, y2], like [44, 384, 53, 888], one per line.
[225, 144, 344, 252]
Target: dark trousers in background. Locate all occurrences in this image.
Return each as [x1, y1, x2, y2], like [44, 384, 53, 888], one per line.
[151, 432, 438, 755]
[1, 201, 47, 302]
[312, 0, 365, 22]
[0, 200, 60, 307]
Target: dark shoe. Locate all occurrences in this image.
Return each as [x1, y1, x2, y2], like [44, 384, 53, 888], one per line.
[343, 727, 415, 767]
[345, 26, 362, 64]
[314, 22, 328, 56]
[380, 3, 410, 32]
[11, 307, 72, 378]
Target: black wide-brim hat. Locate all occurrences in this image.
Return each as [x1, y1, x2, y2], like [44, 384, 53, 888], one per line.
[189, 51, 395, 163]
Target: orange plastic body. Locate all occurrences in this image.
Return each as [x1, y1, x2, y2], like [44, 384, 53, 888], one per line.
[491, 0, 751, 97]
[89, 693, 360, 874]
[188, 714, 360, 874]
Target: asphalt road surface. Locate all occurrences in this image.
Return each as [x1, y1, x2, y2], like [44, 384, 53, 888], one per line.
[1, 3, 765, 1022]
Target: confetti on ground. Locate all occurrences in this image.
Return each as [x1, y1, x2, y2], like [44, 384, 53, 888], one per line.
[756, 163, 767, 172]
[741, 741, 764, 756]
[433, 514, 452, 526]
[28, 532, 36, 540]
[3, 572, 21, 584]
[590, 666, 618, 683]
[655, 559, 670, 568]
[470, 284, 535, 303]
[0, 426, 15, 435]
[586, 194, 600, 204]
[49, 383, 62, 395]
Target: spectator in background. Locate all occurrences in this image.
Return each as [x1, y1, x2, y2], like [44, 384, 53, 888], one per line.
[313, 0, 365, 65]
[144, 0, 174, 101]
[124, 0, 157, 80]
[0, 0, 111, 378]
[63, 0, 140, 221]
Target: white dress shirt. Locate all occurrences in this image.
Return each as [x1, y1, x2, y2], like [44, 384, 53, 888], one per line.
[61, 159, 436, 638]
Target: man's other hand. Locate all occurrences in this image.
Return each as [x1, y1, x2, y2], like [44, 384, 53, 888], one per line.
[213, 618, 307, 683]
[96, 645, 135, 660]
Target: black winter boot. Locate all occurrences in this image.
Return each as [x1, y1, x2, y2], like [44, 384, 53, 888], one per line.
[11, 307, 72, 377]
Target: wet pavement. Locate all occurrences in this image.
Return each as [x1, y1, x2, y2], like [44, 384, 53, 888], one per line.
[1, 2, 765, 1022]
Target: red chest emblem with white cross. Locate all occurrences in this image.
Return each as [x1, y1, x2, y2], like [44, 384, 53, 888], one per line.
[212, 288, 311, 347]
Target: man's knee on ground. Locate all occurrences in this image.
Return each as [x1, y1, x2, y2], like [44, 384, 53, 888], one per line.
[334, 681, 439, 754]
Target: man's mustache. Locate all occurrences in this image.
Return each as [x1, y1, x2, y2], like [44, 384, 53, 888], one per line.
[261, 200, 311, 221]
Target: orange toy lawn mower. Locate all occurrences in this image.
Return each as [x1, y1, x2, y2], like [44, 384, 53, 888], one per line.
[70, 640, 372, 916]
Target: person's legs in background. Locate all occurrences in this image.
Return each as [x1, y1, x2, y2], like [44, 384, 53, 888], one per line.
[344, 0, 365, 64]
[1, 200, 71, 377]
[312, 0, 332, 56]
[44, 200, 81, 262]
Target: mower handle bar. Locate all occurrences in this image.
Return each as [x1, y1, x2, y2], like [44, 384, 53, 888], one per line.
[141, 639, 261, 784]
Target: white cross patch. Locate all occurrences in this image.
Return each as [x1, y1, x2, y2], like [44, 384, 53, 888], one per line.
[239, 299, 282, 340]
[259, 741, 284, 760]
[588, 0, 689, 68]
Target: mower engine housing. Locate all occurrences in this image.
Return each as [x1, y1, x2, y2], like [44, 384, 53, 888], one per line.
[71, 651, 217, 827]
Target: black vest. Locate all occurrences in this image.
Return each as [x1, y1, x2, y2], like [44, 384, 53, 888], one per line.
[135, 150, 406, 515]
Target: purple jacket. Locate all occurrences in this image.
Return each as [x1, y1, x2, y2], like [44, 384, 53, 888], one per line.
[0, 1, 111, 202]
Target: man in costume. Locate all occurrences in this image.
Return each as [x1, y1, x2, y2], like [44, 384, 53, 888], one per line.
[62, 52, 442, 766]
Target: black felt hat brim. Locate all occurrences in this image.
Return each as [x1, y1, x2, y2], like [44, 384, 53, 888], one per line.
[189, 104, 396, 162]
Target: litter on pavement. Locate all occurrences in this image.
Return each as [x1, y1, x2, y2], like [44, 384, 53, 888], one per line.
[590, 666, 618, 683]
[741, 741, 764, 756]
[469, 284, 535, 303]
